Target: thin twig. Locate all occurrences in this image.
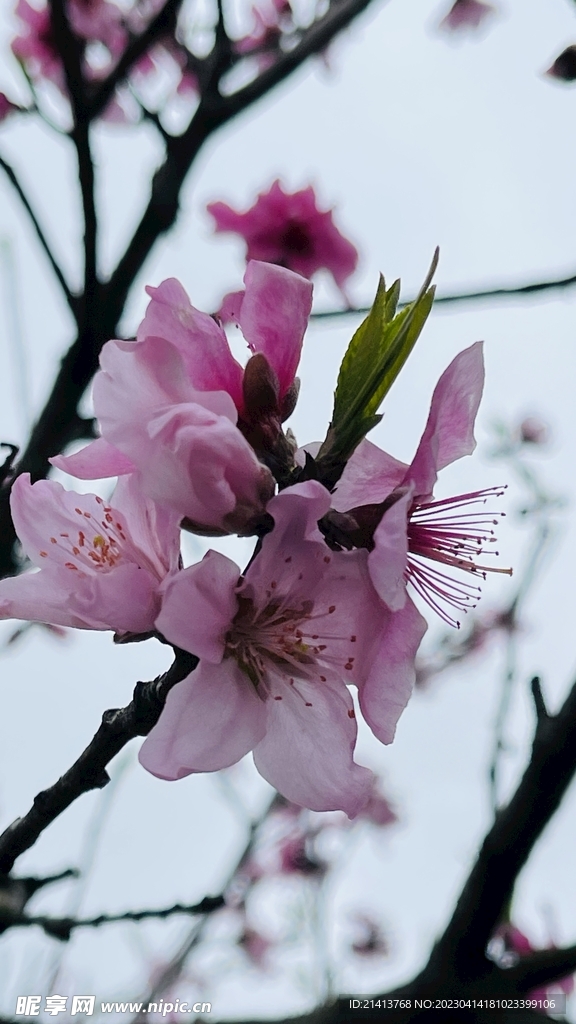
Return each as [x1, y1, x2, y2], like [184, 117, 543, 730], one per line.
[132, 791, 282, 1020]
[309, 265, 576, 321]
[0, 155, 75, 314]
[0, 648, 198, 875]
[8, 894, 224, 941]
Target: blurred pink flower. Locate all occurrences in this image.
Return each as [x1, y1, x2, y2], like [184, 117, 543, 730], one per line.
[493, 923, 575, 1003]
[139, 481, 415, 814]
[350, 913, 389, 957]
[358, 779, 397, 826]
[12, 0, 127, 90]
[235, 0, 294, 70]
[278, 832, 326, 876]
[0, 473, 180, 634]
[438, 0, 496, 32]
[208, 180, 358, 294]
[0, 92, 21, 120]
[546, 46, 576, 83]
[334, 343, 512, 631]
[519, 416, 549, 446]
[12, 0, 64, 88]
[238, 926, 274, 967]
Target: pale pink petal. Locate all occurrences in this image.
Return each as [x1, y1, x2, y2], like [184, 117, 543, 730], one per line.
[70, 562, 161, 633]
[217, 289, 245, 325]
[139, 659, 267, 777]
[139, 403, 274, 529]
[3, 475, 170, 634]
[110, 474, 181, 577]
[156, 551, 239, 662]
[332, 439, 408, 511]
[408, 342, 484, 498]
[50, 437, 136, 479]
[0, 561, 159, 633]
[0, 569, 110, 630]
[138, 279, 244, 408]
[358, 597, 427, 745]
[253, 675, 373, 816]
[95, 336, 237, 446]
[369, 489, 413, 611]
[238, 261, 313, 398]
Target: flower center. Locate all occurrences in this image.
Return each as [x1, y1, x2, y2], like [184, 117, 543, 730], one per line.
[406, 486, 512, 627]
[224, 579, 357, 707]
[279, 221, 314, 256]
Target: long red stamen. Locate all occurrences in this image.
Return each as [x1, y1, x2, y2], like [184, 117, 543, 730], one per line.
[407, 486, 512, 627]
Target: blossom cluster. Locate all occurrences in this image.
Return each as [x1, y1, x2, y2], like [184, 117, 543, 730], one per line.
[2, 0, 299, 124]
[0, 258, 510, 815]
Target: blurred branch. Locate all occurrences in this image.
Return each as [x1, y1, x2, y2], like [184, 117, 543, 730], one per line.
[0, 155, 75, 314]
[48, 0, 98, 336]
[0, 648, 198, 876]
[132, 790, 283, 1019]
[213, 670, 576, 1024]
[310, 264, 576, 320]
[7, 894, 224, 941]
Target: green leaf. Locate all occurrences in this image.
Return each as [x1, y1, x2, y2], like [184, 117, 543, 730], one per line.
[317, 249, 438, 478]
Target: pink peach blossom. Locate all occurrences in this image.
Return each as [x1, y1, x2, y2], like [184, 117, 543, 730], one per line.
[12, 0, 127, 89]
[52, 333, 275, 535]
[0, 473, 180, 634]
[334, 343, 512, 630]
[0, 92, 21, 120]
[208, 181, 358, 293]
[438, 0, 496, 32]
[140, 481, 422, 813]
[235, 0, 294, 71]
[136, 260, 312, 412]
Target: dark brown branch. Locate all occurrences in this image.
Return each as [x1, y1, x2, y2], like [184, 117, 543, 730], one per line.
[0, 648, 197, 875]
[427, 674, 576, 981]
[0, 154, 76, 314]
[8, 894, 224, 941]
[507, 944, 576, 993]
[310, 265, 576, 320]
[48, 0, 98, 327]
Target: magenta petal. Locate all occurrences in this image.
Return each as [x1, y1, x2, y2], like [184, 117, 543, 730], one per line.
[253, 675, 373, 816]
[50, 437, 136, 479]
[138, 278, 244, 408]
[408, 342, 485, 498]
[358, 597, 427, 745]
[369, 489, 413, 611]
[156, 551, 239, 662]
[139, 659, 267, 778]
[332, 439, 409, 511]
[239, 261, 313, 398]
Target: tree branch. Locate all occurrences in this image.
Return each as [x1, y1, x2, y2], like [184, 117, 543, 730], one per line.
[507, 944, 576, 993]
[427, 673, 576, 981]
[0, 154, 76, 315]
[7, 894, 224, 941]
[310, 265, 576, 320]
[0, 648, 198, 875]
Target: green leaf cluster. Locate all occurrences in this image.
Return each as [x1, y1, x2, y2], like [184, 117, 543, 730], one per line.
[316, 249, 438, 485]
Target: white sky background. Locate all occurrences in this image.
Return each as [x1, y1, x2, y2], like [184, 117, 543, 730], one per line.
[1, 0, 576, 1017]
